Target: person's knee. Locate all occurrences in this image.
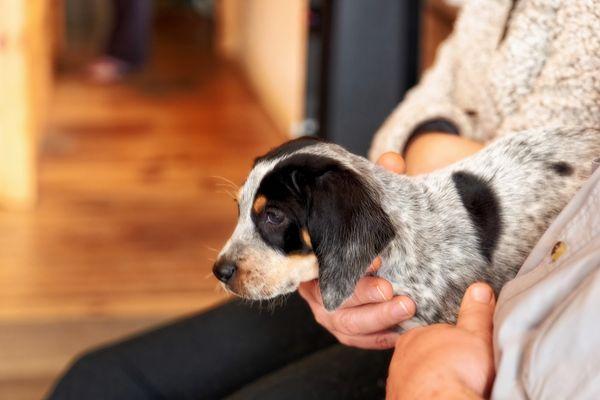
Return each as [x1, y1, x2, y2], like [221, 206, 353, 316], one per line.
[68, 348, 109, 378]
[47, 348, 147, 400]
[46, 349, 106, 399]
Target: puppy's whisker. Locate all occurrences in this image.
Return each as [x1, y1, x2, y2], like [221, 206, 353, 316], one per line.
[202, 244, 219, 253]
[264, 293, 289, 313]
[210, 176, 240, 190]
[214, 181, 237, 187]
[215, 182, 239, 191]
[215, 189, 234, 197]
[215, 282, 235, 296]
[216, 190, 237, 200]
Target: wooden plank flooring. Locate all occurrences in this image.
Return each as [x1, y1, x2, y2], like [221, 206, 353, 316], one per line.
[0, 11, 285, 399]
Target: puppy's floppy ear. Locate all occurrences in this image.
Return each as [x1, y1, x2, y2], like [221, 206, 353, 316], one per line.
[307, 163, 395, 310]
[256, 151, 395, 310]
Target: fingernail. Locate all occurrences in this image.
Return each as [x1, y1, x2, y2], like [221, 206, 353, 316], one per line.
[370, 284, 387, 302]
[471, 284, 492, 304]
[392, 298, 412, 319]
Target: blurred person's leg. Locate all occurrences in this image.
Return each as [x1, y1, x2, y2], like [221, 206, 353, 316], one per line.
[89, 0, 152, 82]
[107, 0, 152, 68]
[225, 345, 391, 400]
[46, 294, 344, 399]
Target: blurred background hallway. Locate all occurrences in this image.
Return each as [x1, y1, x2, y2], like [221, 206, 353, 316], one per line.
[0, 4, 284, 399]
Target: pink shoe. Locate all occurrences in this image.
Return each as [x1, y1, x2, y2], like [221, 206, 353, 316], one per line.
[87, 57, 133, 84]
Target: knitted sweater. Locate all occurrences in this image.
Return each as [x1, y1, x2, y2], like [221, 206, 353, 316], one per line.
[369, 0, 600, 161]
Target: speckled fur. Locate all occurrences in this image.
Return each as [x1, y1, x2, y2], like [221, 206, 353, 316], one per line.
[334, 127, 598, 326]
[219, 127, 599, 328]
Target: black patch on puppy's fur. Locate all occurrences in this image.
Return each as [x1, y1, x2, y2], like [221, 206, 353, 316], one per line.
[255, 153, 395, 310]
[548, 161, 574, 176]
[452, 171, 502, 263]
[254, 137, 322, 166]
[251, 176, 311, 256]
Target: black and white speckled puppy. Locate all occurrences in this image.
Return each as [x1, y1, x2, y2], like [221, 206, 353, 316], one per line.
[213, 127, 600, 328]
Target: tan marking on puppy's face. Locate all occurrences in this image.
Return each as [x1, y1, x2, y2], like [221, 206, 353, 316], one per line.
[301, 228, 312, 249]
[252, 195, 267, 214]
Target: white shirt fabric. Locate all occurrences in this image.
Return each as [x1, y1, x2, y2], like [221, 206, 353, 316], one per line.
[492, 161, 600, 399]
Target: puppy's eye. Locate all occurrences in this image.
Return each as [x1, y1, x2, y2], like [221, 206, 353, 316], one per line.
[265, 209, 285, 225]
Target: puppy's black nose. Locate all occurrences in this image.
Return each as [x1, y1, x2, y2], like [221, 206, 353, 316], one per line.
[213, 260, 237, 283]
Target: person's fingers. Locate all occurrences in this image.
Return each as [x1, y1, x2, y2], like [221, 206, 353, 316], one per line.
[376, 152, 407, 174]
[299, 281, 333, 330]
[299, 278, 407, 341]
[300, 276, 394, 309]
[330, 296, 415, 336]
[456, 282, 496, 342]
[342, 276, 394, 307]
[335, 330, 401, 350]
[298, 280, 321, 306]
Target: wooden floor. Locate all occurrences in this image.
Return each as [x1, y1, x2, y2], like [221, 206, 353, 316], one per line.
[0, 11, 285, 400]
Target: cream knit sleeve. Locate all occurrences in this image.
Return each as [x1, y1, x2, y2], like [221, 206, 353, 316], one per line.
[495, 5, 600, 138]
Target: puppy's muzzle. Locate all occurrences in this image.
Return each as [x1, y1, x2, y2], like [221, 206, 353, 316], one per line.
[213, 259, 237, 283]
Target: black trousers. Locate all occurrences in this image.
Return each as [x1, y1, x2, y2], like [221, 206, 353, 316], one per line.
[47, 294, 392, 399]
[107, 0, 152, 67]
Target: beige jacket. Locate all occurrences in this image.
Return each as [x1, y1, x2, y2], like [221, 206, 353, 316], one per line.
[369, 0, 600, 160]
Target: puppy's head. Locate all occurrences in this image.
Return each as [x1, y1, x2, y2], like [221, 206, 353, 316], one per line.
[213, 138, 395, 310]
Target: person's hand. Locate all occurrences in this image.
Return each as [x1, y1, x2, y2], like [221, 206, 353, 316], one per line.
[404, 132, 484, 175]
[299, 257, 416, 349]
[298, 152, 415, 350]
[387, 282, 496, 400]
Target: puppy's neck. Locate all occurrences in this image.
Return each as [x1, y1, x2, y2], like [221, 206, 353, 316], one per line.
[365, 163, 444, 276]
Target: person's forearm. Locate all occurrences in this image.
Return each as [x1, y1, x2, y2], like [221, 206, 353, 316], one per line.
[403, 132, 484, 175]
[387, 383, 483, 400]
[387, 370, 485, 400]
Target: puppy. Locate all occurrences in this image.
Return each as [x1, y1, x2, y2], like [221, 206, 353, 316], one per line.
[214, 127, 599, 327]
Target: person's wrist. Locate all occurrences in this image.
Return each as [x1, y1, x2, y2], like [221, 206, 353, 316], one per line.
[426, 381, 483, 400]
[403, 132, 484, 175]
[389, 372, 483, 400]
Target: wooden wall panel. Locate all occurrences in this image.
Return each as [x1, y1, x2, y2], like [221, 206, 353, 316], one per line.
[0, 0, 53, 209]
[216, 0, 308, 136]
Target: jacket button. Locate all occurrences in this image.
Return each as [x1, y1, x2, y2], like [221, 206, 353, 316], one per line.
[551, 241, 567, 262]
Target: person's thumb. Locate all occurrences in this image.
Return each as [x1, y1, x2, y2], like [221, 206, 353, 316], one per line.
[376, 152, 407, 175]
[456, 282, 495, 342]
